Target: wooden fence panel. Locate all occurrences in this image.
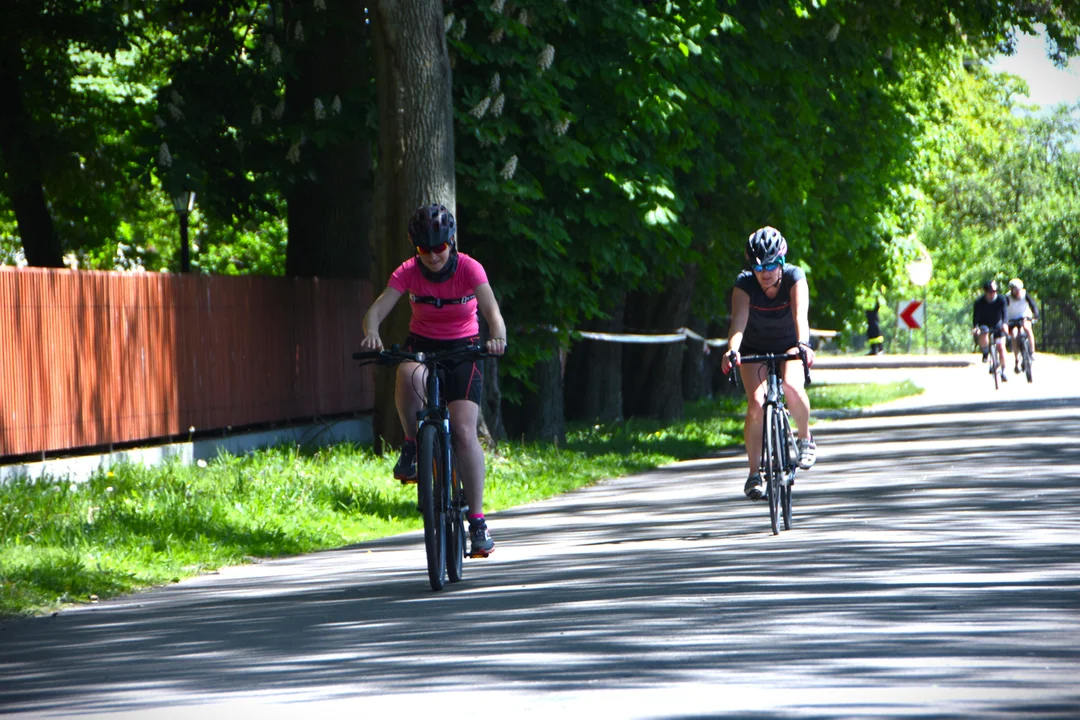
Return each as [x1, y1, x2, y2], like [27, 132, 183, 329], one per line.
[0, 268, 373, 459]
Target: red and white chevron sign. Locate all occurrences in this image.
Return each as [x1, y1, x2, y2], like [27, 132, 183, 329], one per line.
[898, 300, 924, 330]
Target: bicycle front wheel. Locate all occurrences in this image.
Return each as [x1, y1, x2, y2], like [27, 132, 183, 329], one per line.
[763, 408, 781, 535]
[417, 423, 447, 591]
[447, 451, 465, 583]
[1023, 336, 1033, 383]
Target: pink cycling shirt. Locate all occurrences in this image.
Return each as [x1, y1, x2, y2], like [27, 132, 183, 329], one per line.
[387, 253, 488, 340]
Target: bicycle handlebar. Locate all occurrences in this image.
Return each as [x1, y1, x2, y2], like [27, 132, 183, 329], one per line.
[731, 351, 812, 387]
[352, 344, 492, 366]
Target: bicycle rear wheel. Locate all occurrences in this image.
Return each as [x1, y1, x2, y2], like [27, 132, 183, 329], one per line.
[417, 423, 446, 591]
[446, 452, 465, 583]
[763, 408, 780, 535]
[1023, 336, 1033, 383]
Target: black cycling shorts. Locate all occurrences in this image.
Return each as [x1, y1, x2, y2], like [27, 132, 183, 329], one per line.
[978, 325, 1007, 340]
[739, 341, 797, 357]
[402, 334, 484, 405]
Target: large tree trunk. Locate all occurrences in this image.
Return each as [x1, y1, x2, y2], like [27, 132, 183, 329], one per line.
[370, 0, 455, 449]
[284, 0, 373, 279]
[681, 313, 711, 403]
[623, 265, 697, 420]
[564, 300, 625, 423]
[0, 44, 62, 268]
[520, 336, 566, 444]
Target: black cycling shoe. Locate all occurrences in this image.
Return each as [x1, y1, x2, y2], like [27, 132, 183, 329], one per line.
[394, 440, 417, 483]
[744, 473, 765, 501]
[469, 518, 494, 557]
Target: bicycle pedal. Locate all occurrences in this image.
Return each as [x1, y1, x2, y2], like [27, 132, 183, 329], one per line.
[469, 550, 492, 559]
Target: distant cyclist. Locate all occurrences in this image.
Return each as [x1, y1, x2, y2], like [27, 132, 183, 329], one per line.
[720, 226, 816, 501]
[1005, 278, 1039, 373]
[360, 204, 507, 557]
[972, 279, 1008, 383]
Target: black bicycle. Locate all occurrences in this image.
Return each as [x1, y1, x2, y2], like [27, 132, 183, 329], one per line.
[1008, 319, 1034, 384]
[353, 344, 490, 591]
[977, 325, 1004, 390]
[732, 351, 811, 535]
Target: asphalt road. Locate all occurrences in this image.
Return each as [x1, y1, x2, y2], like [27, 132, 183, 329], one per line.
[2, 355, 1079, 719]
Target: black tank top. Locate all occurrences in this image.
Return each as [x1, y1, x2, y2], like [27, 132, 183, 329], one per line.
[734, 264, 805, 351]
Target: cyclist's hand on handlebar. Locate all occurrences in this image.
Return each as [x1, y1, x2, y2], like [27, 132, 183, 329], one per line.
[801, 344, 815, 369]
[486, 337, 507, 356]
[360, 332, 384, 351]
[721, 350, 740, 375]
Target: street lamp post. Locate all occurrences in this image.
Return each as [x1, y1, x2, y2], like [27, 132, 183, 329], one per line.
[171, 189, 196, 272]
[907, 251, 933, 355]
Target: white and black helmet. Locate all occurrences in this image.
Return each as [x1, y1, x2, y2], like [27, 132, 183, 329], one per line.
[746, 226, 789, 266]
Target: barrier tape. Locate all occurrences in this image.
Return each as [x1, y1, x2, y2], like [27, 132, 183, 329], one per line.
[573, 327, 837, 348]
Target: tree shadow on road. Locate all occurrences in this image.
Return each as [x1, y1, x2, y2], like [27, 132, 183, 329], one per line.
[1, 398, 1079, 718]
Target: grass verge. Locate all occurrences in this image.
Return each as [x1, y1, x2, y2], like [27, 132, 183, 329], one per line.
[1, 380, 920, 618]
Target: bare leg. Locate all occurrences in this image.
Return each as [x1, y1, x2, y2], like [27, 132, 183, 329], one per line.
[395, 362, 426, 438]
[449, 400, 485, 515]
[1010, 325, 1021, 365]
[996, 336, 1008, 370]
[739, 362, 767, 475]
[977, 332, 990, 355]
[782, 353, 812, 441]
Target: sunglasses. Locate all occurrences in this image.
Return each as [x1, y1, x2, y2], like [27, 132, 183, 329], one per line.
[416, 243, 448, 255]
[751, 257, 784, 273]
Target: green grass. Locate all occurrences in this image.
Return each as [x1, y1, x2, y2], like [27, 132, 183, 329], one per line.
[0, 380, 920, 618]
[808, 379, 923, 410]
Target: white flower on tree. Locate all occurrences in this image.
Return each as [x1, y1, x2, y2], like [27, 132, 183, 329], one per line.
[553, 118, 571, 136]
[490, 0, 506, 13]
[489, 27, 504, 43]
[500, 155, 518, 180]
[470, 96, 492, 119]
[489, 72, 501, 93]
[286, 141, 301, 164]
[826, 23, 840, 41]
[491, 94, 505, 117]
[268, 37, 282, 65]
[453, 18, 467, 40]
[170, 90, 184, 106]
[271, 100, 285, 119]
[153, 114, 166, 129]
[314, 0, 326, 10]
[314, 98, 326, 120]
[445, 13, 455, 33]
[518, 9, 529, 27]
[158, 142, 172, 168]
[332, 95, 342, 114]
[251, 105, 263, 126]
[295, 21, 305, 42]
[538, 44, 555, 71]
[167, 102, 184, 120]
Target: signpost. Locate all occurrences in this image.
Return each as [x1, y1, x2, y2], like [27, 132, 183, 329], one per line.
[906, 251, 933, 354]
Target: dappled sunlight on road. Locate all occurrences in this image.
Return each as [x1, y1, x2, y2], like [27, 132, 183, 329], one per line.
[1, 366, 1079, 718]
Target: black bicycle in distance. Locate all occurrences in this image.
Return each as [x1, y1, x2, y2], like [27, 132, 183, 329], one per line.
[1007, 319, 1034, 384]
[732, 351, 811, 535]
[353, 344, 491, 591]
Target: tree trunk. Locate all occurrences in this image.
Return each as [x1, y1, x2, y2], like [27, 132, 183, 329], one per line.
[623, 265, 697, 420]
[370, 0, 456, 449]
[681, 313, 710, 403]
[284, 0, 372, 279]
[521, 336, 566, 444]
[0, 44, 62, 268]
[565, 300, 625, 423]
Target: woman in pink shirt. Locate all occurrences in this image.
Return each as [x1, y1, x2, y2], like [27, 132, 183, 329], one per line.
[360, 204, 507, 557]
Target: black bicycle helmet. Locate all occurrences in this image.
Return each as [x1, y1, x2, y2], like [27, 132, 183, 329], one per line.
[746, 226, 789, 266]
[983, 279, 997, 293]
[407, 203, 457, 250]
